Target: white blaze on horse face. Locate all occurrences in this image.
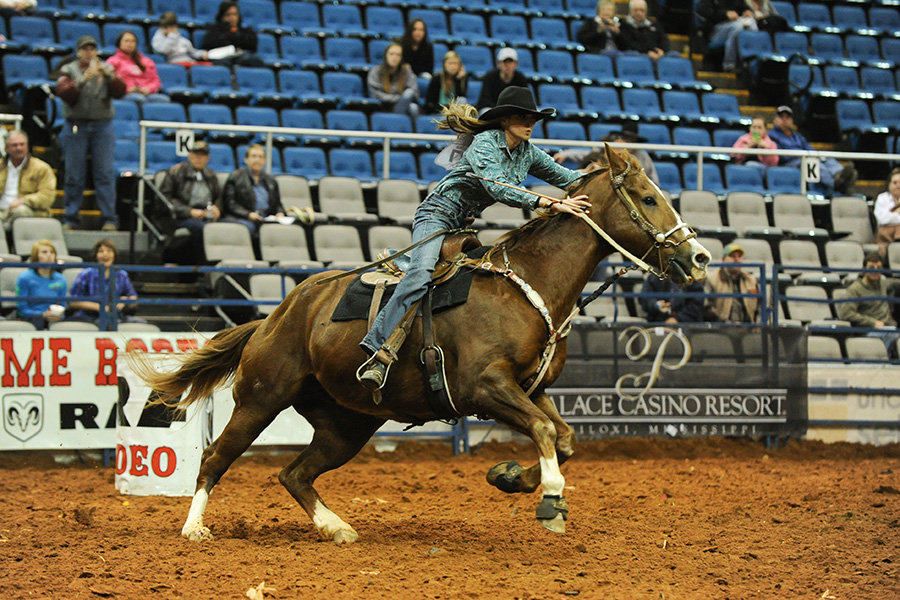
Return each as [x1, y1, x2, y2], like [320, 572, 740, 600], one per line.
[539, 455, 565, 497]
[181, 488, 211, 540]
[688, 239, 711, 281]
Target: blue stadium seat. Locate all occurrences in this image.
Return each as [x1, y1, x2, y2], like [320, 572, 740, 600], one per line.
[454, 45, 494, 75]
[9, 16, 63, 54]
[882, 38, 900, 66]
[536, 49, 579, 83]
[370, 112, 430, 151]
[449, 13, 492, 45]
[374, 150, 422, 183]
[577, 54, 620, 86]
[773, 32, 808, 58]
[193, 65, 253, 106]
[873, 100, 900, 127]
[367, 7, 404, 38]
[321, 72, 379, 112]
[238, 0, 286, 34]
[280, 70, 338, 109]
[151, 0, 193, 21]
[235, 67, 295, 108]
[188, 103, 251, 145]
[105, 0, 153, 25]
[193, 0, 220, 23]
[531, 17, 579, 52]
[662, 90, 706, 125]
[527, 0, 571, 19]
[657, 56, 713, 92]
[860, 67, 898, 99]
[769, 1, 797, 29]
[810, 33, 845, 64]
[581, 86, 624, 120]
[256, 33, 291, 70]
[418, 151, 446, 184]
[538, 83, 596, 120]
[683, 163, 725, 195]
[101, 24, 148, 55]
[322, 4, 371, 39]
[870, 7, 900, 37]
[280, 108, 339, 148]
[490, 15, 532, 47]
[155, 63, 201, 103]
[281, 2, 327, 37]
[736, 30, 773, 72]
[2, 54, 49, 90]
[616, 55, 657, 88]
[566, 0, 599, 17]
[283, 147, 329, 181]
[323, 37, 369, 73]
[832, 5, 869, 34]
[702, 92, 750, 127]
[408, 9, 451, 44]
[845, 36, 882, 66]
[823, 65, 862, 97]
[766, 166, 801, 195]
[141, 102, 186, 140]
[797, 4, 836, 33]
[329, 148, 376, 181]
[325, 109, 378, 147]
[56, 20, 101, 51]
[836, 99, 873, 133]
[621, 88, 663, 120]
[279, 37, 324, 71]
[587, 122, 619, 142]
[235, 106, 280, 144]
[654, 162, 682, 195]
[544, 121, 587, 146]
[114, 139, 141, 175]
[145, 140, 179, 173]
[712, 128, 745, 149]
[725, 164, 766, 194]
[673, 127, 712, 149]
[207, 142, 237, 173]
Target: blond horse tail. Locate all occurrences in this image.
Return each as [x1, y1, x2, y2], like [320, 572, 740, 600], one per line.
[128, 320, 263, 408]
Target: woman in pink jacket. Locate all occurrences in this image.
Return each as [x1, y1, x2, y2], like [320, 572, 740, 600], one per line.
[106, 30, 169, 104]
[731, 116, 778, 179]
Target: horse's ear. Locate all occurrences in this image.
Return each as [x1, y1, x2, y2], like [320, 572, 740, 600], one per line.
[604, 142, 628, 173]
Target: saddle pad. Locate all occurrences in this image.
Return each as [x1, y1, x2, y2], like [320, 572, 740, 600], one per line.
[331, 246, 490, 322]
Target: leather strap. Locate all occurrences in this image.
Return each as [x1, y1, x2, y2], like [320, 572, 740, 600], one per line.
[419, 287, 459, 420]
[368, 280, 387, 330]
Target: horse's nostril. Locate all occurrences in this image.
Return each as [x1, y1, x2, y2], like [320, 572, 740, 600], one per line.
[696, 253, 710, 267]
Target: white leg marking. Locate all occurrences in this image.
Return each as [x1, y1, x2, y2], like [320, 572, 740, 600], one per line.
[539, 455, 565, 498]
[312, 499, 358, 545]
[181, 489, 212, 541]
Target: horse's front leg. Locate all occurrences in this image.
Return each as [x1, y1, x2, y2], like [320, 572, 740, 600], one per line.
[486, 392, 576, 496]
[473, 367, 569, 533]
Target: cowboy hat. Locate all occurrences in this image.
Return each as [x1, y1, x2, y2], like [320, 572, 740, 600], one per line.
[480, 86, 556, 122]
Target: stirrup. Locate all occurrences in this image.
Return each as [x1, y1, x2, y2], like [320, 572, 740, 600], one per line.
[356, 355, 391, 392]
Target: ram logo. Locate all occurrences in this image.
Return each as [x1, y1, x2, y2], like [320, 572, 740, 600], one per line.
[3, 393, 44, 442]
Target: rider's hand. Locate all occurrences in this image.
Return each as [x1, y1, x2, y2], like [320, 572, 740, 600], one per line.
[545, 194, 590, 215]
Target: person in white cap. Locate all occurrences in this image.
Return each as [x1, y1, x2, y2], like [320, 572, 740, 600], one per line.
[704, 243, 760, 323]
[476, 47, 530, 110]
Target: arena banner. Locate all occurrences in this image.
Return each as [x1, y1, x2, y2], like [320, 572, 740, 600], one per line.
[551, 325, 808, 440]
[0, 332, 314, 451]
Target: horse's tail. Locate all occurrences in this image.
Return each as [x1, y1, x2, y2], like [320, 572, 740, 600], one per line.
[129, 320, 263, 408]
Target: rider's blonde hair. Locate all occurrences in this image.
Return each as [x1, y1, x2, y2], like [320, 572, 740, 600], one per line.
[435, 101, 503, 136]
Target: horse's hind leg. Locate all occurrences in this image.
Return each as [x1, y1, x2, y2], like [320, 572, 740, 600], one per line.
[182, 402, 283, 541]
[486, 392, 576, 494]
[279, 399, 384, 545]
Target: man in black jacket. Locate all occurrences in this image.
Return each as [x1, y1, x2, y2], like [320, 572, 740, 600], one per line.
[221, 144, 284, 241]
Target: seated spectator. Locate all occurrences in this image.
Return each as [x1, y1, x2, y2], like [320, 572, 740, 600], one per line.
[401, 18, 434, 79]
[221, 144, 284, 241]
[576, 0, 623, 54]
[619, 0, 669, 60]
[15, 240, 66, 330]
[837, 251, 900, 357]
[367, 42, 420, 119]
[425, 51, 469, 114]
[0, 131, 56, 228]
[874, 167, 900, 259]
[201, 0, 264, 68]
[0, 0, 34, 17]
[476, 47, 530, 111]
[769, 106, 857, 197]
[553, 123, 660, 185]
[68, 239, 139, 329]
[731, 117, 778, 179]
[152, 11, 211, 67]
[159, 141, 222, 264]
[696, 0, 757, 73]
[639, 273, 705, 323]
[704, 243, 760, 323]
[106, 30, 169, 104]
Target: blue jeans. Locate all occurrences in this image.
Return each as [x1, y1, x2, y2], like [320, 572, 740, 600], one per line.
[123, 92, 170, 104]
[361, 197, 461, 354]
[392, 88, 420, 120]
[711, 18, 757, 70]
[61, 119, 118, 227]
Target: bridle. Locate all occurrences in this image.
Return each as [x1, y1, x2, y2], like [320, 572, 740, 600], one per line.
[576, 159, 697, 279]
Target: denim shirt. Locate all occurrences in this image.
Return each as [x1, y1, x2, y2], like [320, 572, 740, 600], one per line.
[430, 129, 582, 217]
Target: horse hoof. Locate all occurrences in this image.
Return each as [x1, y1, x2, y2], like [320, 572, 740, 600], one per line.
[486, 461, 524, 494]
[538, 514, 566, 534]
[184, 526, 213, 542]
[332, 529, 359, 545]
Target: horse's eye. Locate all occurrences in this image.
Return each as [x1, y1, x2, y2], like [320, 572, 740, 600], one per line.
[641, 195, 658, 207]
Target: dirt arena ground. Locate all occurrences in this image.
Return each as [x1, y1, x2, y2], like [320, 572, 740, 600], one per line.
[1, 437, 899, 600]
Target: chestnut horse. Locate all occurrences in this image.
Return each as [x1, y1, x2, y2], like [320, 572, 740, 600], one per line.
[135, 145, 710, 544]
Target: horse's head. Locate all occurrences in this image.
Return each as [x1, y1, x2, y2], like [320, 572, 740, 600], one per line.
[573, 144, 710, 284]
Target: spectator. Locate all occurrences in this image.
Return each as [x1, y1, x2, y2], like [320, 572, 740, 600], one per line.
[106, 30, 169, 104]
[201, 0, 264, 67]
[367, 42, 420, 119]
[221, 144, 284, 240]
[874, 167, 900, 259]
[15, 240, 66, 330]
[576, 0, 623, 54]
[159, 141, 222, 264]
[476, 47, 530, 111]
[425, 51, 469, 114]
[0, 131, 56, 228]
[68, 239, 139, 328]
[152, 11, 211, 67]
[731, 116, 778, 179]
[55, 35, 125, 232]
[639, 273, 705, 323]
[837, 251, 900, 357]
[400, 18, 434, 79]
[619, 0, 669, 60]
[696, 0, 757, 73]
[553, 123, 659, 185]
[704, 243, 760, 323]
[0, 0, 34, 17]
[768, 105, 857, 196]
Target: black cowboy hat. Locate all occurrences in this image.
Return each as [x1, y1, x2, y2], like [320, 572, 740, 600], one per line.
[602, 122, 647, 144]
[480, 86, 556, 122]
